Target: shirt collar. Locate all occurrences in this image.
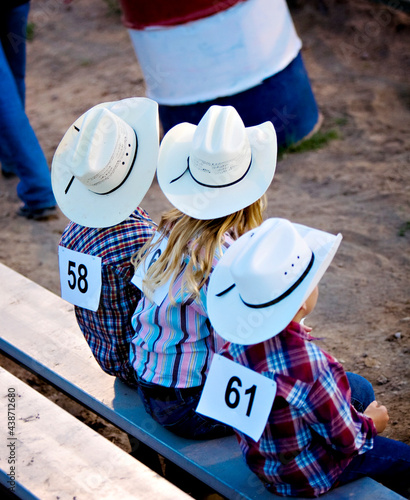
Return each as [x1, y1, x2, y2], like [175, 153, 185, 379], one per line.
[285, 321, 314, 341]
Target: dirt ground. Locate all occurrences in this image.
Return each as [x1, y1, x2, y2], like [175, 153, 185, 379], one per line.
[0, 0, 409, 491]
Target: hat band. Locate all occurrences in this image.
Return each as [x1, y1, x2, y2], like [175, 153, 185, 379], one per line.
[216, 252, 315, 309]
[170, 156, 252, 189]
[64, 131, 138, 196]
[96, 131, 138, 195]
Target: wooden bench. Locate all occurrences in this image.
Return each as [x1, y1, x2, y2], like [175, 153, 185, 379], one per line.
[0, 367, 190, 500]
[0, 263, 403, 500]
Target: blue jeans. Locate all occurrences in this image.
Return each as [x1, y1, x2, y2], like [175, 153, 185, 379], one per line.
[135, 375, 233, 440]
[158, 52, 320, 150]
[340, 372, 410, 498]
[346, 371, 375, 413]
[0, 3, 56, 210]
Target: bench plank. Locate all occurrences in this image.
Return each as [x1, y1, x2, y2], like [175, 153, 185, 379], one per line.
[0, 263, 402, 500]
[0, 367, 190, 500]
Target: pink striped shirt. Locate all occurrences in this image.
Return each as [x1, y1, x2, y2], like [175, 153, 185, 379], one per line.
[130, 234, 233, 388]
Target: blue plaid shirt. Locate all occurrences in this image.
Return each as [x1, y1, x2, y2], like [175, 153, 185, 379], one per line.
[59, 208, 155, 386]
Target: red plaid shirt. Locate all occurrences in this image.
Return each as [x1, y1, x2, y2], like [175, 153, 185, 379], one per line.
[221, 321, 376, 497]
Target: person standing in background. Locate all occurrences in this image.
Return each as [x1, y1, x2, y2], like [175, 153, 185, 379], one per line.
[118, 0, 321, 149]
[0, 1, 56, 220]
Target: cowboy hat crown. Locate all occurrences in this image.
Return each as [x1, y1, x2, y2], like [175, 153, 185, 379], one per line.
[188, 105, 252, 188]
[157, 104, 277, 220]
[64, 107, 137, 195]
[207, 218, 342, 345]
[230, 218, 314, 308]
[52, 97, 159, 228]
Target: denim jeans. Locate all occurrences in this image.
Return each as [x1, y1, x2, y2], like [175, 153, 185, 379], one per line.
[0, 4, 27, 105]
[340, 372, 410, 498]
[346, 371, 375, 413]
[135, 375, 233, 440]
[0, 3, 56, 210]
[158, 52, 320, 149]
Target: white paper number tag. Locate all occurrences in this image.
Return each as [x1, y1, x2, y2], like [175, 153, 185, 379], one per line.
[196, 354, 277, 442]
[58, 246, 102, 312]
[131, 234, 171, 306]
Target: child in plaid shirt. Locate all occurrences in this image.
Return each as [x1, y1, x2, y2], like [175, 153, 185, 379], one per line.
[207, 217, 410, 498]
[53, 97, 159, 386]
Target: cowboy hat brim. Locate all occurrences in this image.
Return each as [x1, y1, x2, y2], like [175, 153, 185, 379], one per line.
[51, 98, 159, 228]
[207, 221, 342, 345]
[157, 120, 277, 220]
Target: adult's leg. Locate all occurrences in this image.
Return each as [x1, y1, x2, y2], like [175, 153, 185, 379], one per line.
[0, 32, 56, 211]
[1, 3, 29, 105]
[0, 3, 30, 177]
[337, 435, 410, 498]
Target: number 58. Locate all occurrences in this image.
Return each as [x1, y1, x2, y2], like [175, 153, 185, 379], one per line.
[67, 260, 88, 293]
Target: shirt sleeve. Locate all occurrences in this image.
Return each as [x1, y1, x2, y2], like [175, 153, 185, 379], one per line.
[299, 356, 376, 457]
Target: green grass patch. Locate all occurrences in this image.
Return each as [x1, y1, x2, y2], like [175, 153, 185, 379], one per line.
[280, 129, 339, 157]
[79, 58, 93, 67]
[102, 0, 122, 16]
[333, 117, 348, 127]
[398, 221, 410, 237]
[26, 22, 36, 41]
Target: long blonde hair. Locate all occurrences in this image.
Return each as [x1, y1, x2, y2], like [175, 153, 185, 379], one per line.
[132, 194, 267, 303]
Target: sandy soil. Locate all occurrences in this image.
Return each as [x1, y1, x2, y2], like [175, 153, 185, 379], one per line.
[0, 0, 409, 494]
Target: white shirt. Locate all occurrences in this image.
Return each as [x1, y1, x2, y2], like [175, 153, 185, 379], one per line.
[128, 0, 302, 105]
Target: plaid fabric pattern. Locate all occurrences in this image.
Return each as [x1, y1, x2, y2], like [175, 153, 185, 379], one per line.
[222, 321, 376, 497]
[59, 208, 155, 386]
[130, 235, 233, 389]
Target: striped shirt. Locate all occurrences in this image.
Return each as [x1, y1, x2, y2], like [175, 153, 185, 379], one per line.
[130, 235, 233, 388]
[222, 321, 376, 497]
[59, 208, 155, 386]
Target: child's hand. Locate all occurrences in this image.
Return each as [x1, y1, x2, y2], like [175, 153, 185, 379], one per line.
[364, 400, 389, 434]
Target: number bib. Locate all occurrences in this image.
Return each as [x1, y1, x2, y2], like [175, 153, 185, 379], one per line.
[58, 246, 102, 312]
[196, 354, 277, 442]
[131, 234, 172, 306]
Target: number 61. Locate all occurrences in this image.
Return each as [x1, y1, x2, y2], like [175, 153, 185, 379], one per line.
[225, 376, 256, 417]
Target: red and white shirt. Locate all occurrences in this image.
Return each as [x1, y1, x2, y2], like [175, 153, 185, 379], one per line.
[120, 0, 301, 105]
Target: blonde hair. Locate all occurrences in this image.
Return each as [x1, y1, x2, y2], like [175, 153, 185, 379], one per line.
[132, 194, 267, 303]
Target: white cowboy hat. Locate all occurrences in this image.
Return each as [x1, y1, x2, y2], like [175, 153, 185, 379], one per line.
[51, 97, 159, 228]
[157, 105, 277, 220]
[207, 218, 342, 345]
